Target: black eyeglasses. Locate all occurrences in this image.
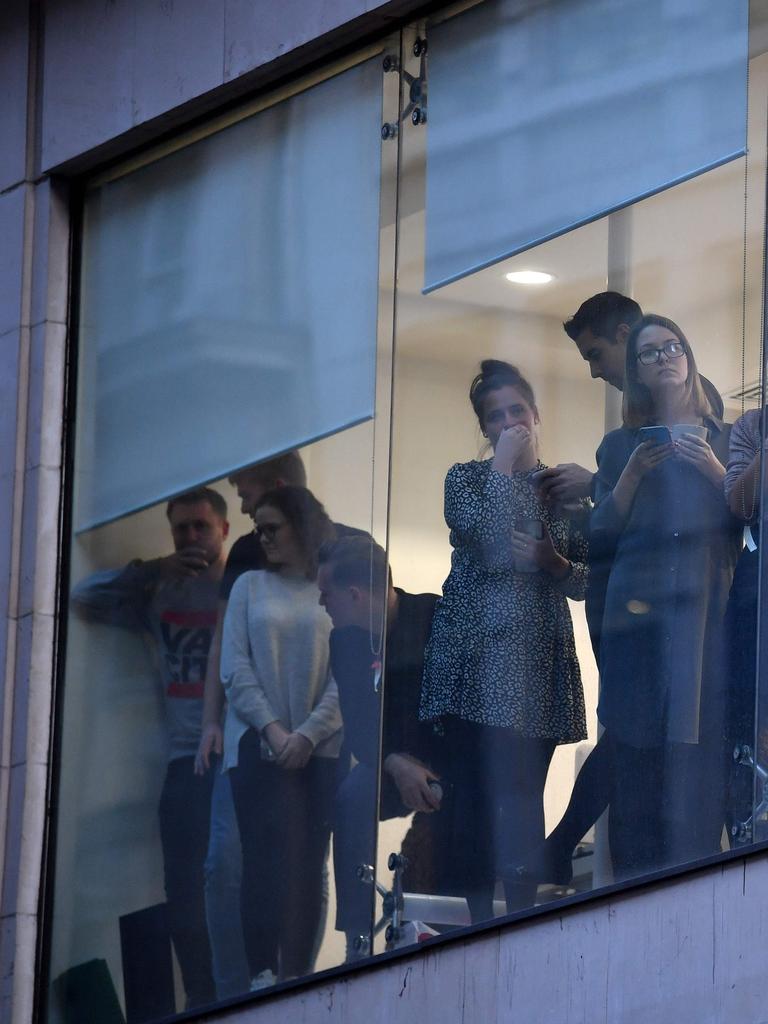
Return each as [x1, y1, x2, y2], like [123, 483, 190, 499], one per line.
[255, 523, 284, 540]
[636, 341, 686, 365]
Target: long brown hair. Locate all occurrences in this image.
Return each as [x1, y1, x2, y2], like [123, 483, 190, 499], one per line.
[622, 314, 714, 429]
[255, 486, 336, 579]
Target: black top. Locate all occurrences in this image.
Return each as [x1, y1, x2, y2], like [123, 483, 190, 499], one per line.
[219, 521, 368, 599]
[330, 589, 439, 768]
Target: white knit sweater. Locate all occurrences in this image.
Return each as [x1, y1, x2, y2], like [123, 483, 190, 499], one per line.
[220, 570, 342, 770]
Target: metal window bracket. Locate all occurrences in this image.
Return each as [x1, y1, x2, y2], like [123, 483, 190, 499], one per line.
[381, 38, 428, 138]
[731, 743, 768, 844]
[355, 852, 408, 951]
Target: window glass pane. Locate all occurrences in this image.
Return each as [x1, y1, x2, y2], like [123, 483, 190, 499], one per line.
[48, 49, 398, 1020]
[423, 0, 749, 291]
[76, 57, 383, 531]
[380, 7, 764, 940]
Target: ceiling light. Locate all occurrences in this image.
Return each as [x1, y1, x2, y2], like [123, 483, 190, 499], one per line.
[505, 270, 554, 285]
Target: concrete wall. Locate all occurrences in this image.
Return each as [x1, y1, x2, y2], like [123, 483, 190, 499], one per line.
[2, 2, 768, 1023]
[198, 855, 768, 1024]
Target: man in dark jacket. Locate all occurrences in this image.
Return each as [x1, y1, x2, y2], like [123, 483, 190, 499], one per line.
[317, 536, 443, 958]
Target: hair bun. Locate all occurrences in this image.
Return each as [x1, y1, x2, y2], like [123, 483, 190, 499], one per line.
[469, 359, 537, 428]
[480, 358, 519, 377]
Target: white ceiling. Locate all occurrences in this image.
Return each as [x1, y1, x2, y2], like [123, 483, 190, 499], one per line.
[388, 49, 768, 404]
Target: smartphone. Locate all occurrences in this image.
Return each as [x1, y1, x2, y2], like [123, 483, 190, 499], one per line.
[637, 425, 671, 446]
[514, 518, 543, 574]
[515, 517, 544, 539]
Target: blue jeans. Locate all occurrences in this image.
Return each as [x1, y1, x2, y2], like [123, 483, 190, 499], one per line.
[204, 768, 250, 999]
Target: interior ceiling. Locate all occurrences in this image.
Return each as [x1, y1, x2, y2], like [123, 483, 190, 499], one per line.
[388, 47, 768, 402]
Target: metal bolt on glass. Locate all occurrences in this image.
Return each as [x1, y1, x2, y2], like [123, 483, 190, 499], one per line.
[381, 122, 398, 140]
[356, 863, 375, 883]
[382, 54, 400, 73]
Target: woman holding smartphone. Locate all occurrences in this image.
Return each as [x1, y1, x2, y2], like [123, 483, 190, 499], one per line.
[591, 314, 739, 880]
[419, 359, 588, 920]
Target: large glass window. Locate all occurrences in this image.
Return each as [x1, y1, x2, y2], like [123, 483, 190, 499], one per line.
[48, 49, 398, 1021]
[378, 1, 767, 939]
[46, 1, 768, 1020]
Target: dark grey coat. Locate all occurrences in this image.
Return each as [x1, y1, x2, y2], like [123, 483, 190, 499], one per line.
[592, 419, 740, 748]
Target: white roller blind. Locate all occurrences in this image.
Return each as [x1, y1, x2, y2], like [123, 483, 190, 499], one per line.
[424, 0, 749, 292]
[76, 58, 383, 531]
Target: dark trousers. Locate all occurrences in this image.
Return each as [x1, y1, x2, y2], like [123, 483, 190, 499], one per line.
[443, 717, 556, 921]
[157, 755, 215, 1009]
[607, 734, 728, 880]
[229, 729, 336, 980]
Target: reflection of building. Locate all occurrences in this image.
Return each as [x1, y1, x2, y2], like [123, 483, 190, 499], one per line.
[2, 1, 768, 1022]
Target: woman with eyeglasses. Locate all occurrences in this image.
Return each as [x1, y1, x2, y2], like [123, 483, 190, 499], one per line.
[591, 313, 740, 879]
[220, 486, 340, 988]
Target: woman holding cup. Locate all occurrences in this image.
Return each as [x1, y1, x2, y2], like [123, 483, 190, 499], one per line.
[419, 359, 588, 921]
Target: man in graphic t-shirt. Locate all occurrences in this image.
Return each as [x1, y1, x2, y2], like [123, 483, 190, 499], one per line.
[71, 487, 229, 1011]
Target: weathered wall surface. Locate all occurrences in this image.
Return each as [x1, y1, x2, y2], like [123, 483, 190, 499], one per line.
[0, 3, 68, 1022]
[200, 858, 768, 1024]
[37, 0, 423, 173]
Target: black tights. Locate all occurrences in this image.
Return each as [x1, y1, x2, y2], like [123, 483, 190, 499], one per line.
[543, 731, 612, 879]
[444, 718, 555, 921]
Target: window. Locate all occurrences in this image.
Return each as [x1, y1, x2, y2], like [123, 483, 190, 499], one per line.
[45, 2, 768, 1020]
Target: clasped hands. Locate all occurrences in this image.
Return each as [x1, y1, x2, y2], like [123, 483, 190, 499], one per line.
[263, 721, 313, 770]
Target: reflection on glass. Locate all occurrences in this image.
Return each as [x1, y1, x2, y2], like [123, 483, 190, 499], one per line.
[418, 360, 588, 921]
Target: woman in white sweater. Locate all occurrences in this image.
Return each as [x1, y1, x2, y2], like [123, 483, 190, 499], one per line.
[221, 486, 341, 988]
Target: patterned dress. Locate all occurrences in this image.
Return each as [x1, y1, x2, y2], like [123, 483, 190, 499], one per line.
[419, 458, 587, 743]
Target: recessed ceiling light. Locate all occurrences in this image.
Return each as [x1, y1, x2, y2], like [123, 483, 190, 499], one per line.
[505, 270, 554, 285]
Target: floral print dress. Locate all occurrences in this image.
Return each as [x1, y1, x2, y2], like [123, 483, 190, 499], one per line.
[419, 458, 587, 743]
